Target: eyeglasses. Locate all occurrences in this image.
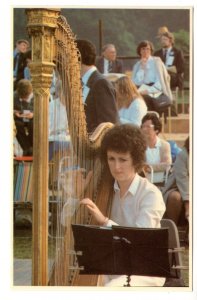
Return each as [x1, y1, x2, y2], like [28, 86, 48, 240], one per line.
[141, 124, 154, 129]
[141, 47, 151, 51]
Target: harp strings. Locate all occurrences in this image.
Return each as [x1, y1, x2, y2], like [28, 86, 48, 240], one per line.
[49, 15, 93, 285]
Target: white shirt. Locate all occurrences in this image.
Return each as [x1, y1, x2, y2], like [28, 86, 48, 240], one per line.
[103, 173, 166, 287]
[107, 173, 165, 228]
[82, 66, 97, 102]
[146, 136, 161, 165]
[119, 97, 147, 127]
[164, 47, 175, 66]
[103, 58, 110, 74]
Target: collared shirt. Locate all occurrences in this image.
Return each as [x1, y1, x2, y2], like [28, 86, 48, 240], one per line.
[82, 66, 97, 103]
[163, 47, 175, 66]
[103, 58, 110, 74]
[107, 173, 165, 228]
[146, 136, 161, 165]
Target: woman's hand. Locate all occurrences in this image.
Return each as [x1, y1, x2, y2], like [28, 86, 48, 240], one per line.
[80, 198, 107, 225]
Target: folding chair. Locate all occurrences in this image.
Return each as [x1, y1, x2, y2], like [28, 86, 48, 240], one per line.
[161, 218, 188, 286]
[143, 163, 171, 190]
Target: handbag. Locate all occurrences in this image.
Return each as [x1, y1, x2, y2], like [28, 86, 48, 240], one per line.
[151, 93, 172, 112]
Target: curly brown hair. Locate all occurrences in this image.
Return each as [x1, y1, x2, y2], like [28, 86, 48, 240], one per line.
[100, 124, 146, 173]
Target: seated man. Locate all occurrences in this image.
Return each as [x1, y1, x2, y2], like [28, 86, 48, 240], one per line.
[96, 43, 123, 74]
[154, 31, 185, 90]
[14, 79, 34, 156]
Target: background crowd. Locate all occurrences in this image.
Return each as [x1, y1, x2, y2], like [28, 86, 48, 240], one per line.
[13, 23, 190, 287]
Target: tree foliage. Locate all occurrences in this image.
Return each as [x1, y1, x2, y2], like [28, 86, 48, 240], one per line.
[14, 8, 190, 56]
[63, 8, 190, 55]
[173, 30, 190, 53]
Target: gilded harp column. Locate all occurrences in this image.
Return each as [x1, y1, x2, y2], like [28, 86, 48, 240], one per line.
[26, 9, 60, 286]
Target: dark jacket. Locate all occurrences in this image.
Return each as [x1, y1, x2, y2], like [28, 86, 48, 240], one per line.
[84, 70, 119, 133]
[14, 52, 27, 90]
[154, 47, 185, 90]
[96, 57, 123, 74]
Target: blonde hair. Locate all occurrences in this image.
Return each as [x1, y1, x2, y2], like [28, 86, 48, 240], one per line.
[157, 26, 169, 37]
[115, 76, 142, 109]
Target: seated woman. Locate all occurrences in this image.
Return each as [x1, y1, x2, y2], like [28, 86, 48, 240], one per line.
[114, 75, 147, 126]
[162, 137, 189, 225]
[80, 124, 166, 287]
[132, 40, 173, 114]
[141, 112, 172, 184]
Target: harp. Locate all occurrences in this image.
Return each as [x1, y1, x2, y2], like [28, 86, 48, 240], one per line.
[25, 8, 114, 286]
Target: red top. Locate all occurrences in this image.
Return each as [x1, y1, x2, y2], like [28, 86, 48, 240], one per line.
[14, 156, 33, 162]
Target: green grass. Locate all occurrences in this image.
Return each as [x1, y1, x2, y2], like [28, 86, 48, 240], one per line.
[14, 227, 56, 259]
[176, 90, 189, 104]
[182, 245, 189, 286]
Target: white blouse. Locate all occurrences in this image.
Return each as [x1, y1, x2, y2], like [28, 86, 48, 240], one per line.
[119, 97, 147, 127]
[108, 173, 165, 228]
[132, 56, 162, 94]
[146, 136, 162, 165]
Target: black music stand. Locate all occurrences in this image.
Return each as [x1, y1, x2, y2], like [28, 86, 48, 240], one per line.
[72, 224, 171, 286]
